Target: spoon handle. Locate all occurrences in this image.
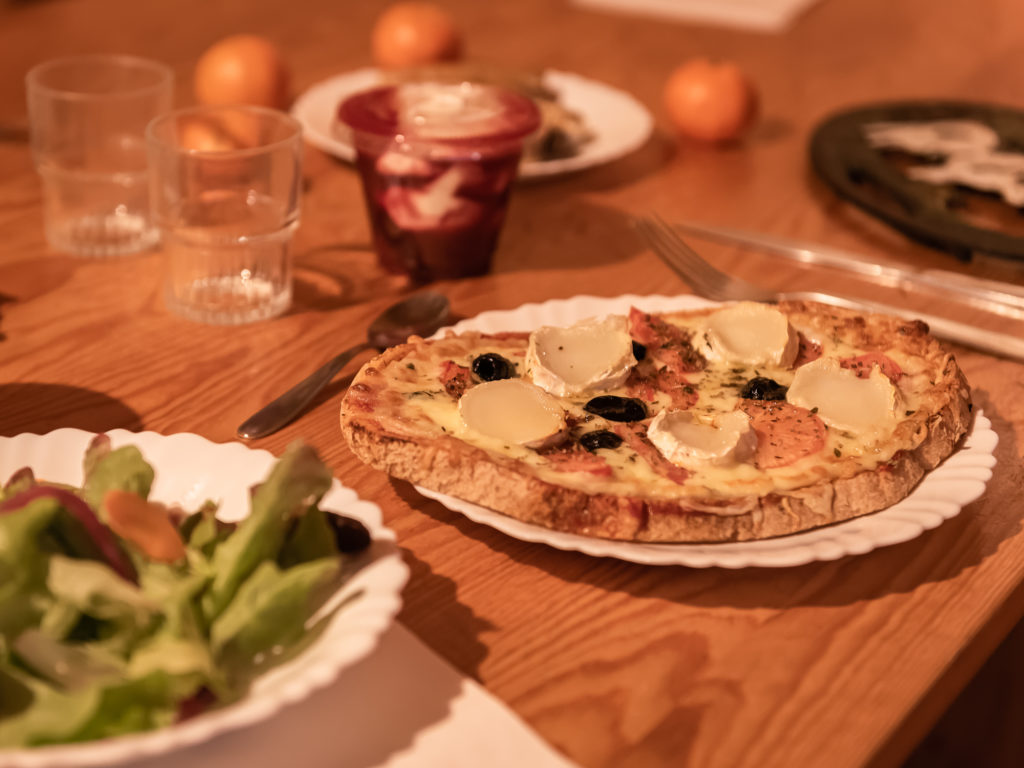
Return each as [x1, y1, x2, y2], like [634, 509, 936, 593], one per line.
[236, 341, 374, 439]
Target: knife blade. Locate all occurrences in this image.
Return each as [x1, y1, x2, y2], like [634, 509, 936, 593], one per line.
[673, 220, 1024, 319]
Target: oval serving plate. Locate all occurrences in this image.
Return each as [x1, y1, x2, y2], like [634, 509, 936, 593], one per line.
[0, 429, 408, 767]
[420, 294, 998, 568]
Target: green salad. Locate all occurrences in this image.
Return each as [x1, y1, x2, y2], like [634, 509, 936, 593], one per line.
[0, 436, 370, 748]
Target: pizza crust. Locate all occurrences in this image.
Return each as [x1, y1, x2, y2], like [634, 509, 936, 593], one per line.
[340, 301, 973, 542]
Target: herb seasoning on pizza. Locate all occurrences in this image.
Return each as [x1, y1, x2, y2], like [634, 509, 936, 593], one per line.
[341, 300, 972, 542]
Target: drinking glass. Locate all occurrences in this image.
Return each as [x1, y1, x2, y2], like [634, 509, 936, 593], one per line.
[146, 105, 303, 325]
[339, 82, 539, 283]
[26, 55, 173, 257]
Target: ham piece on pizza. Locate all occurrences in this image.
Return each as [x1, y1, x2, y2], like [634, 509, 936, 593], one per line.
[340, 300, 972, 542]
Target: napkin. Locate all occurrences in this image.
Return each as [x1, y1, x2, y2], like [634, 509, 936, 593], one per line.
[138, 623, 578, 768]
[571, 0, 825, 32]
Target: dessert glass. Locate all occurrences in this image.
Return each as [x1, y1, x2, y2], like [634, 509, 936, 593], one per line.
[339, 82, 539, 283]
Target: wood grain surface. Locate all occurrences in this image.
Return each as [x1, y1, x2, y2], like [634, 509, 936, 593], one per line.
[2, 1, 1024, 766]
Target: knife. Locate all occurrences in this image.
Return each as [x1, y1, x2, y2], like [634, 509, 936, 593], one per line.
[673, 220, 1024, 319]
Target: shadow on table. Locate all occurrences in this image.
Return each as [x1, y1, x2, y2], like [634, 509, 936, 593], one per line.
[393, 391, 1017, 611]
[0, 291, 13, 341]
[494, 196, 647, 275]
[0, 383, 143, 437]
[391, 477, 642, 596]
[289, 241, 413, 317]
[396, 543, 495, 680]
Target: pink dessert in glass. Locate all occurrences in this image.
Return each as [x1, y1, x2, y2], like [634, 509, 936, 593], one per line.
[338, 82, 540, 283]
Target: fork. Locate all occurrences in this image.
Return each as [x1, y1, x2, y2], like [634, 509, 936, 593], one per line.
[634, 214, 1024, 361]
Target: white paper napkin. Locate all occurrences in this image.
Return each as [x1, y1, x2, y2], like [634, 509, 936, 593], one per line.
[135, 623, 578, 768]
[572, 0, 825, 32]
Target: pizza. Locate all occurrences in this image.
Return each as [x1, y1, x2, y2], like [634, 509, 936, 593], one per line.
[339, 299, 972, 543]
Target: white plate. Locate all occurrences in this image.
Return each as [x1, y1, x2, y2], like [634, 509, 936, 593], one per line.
[0, 429, 408, 767]
[291, 67, 654, 179]
[420, 294, 999, 568]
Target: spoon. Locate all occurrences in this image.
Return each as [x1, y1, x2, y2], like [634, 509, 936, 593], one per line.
[237, 291, 451, 439]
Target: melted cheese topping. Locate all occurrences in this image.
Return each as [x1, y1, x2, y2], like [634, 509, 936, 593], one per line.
[459, 379, 567, 448]
[787, 357, 899, 438]
[702, 302, 799, 367]
[525, 315, 636, 397]
[648, 409, 756, 469]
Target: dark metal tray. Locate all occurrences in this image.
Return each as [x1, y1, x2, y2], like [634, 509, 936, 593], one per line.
[810, 100, 1024, 261]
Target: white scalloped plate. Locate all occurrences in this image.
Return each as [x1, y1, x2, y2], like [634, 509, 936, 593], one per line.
[291, 67, 654, 179]
[419, 294, 998, 568]
[0, 429, 408, 767]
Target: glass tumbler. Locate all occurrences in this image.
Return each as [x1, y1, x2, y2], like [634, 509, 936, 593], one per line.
[146, 105, 303, 325]
[26, 55, 173, 257]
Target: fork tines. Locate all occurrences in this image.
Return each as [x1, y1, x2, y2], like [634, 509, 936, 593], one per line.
[634, 214, 740, 301]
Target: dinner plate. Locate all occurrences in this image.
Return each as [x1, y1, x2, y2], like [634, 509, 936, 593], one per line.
[290, 67, 654, 179]
[419, 294, 999, 568]
[0, 429, 408, 767]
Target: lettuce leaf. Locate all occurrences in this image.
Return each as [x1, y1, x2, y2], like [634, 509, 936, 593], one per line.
[82, 434, 111, 481]
[82, 445, 154, 515]
[210, 557, 339, 680]
[278, 505, 337, 568]
[138, 560, 211, 641]
[47, 556, 157, 624]
[1, 486, 136, 582]
[128, 634, 218, 701]
[0, 498, 62, 641]
[43, 556, 158, 655]
[179, 500, 232, 560]
[38, 601, 81, 641]
[12, 630, 125, 691]
[201, 443, 332, 619]
[0, 663, 34, 721]
[1, 467, 35, 503]
[0, 669, 194, 747]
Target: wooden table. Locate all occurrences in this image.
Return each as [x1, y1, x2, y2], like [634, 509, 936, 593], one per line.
[2, 0, 1024, 766]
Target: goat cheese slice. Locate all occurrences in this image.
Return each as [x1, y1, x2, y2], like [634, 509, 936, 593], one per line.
[647, 409, 757, 469]
[525, 315, 637, 397]
[459, 379, 567, 449]
[786, 357, 900, 436]
[702, 302, 799, 367]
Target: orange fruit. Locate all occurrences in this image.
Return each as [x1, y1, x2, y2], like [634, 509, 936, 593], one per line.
[663, 58, 758, 143]
[194, 34, 291, 110]
[371, 2, 462, 69]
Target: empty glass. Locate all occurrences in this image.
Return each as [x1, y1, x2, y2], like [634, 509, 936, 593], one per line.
[146, 105, 303, 325]
[26, 55, 173, 257]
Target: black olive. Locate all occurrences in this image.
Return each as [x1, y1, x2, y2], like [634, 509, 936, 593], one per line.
[579, 430, 624, 452]
[631, 341, 647, 361]
[740, 376, 788, 401]
[584, 395, 647, 422]
[471, 353, 515, 382]
[327, 515, 372, 553]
